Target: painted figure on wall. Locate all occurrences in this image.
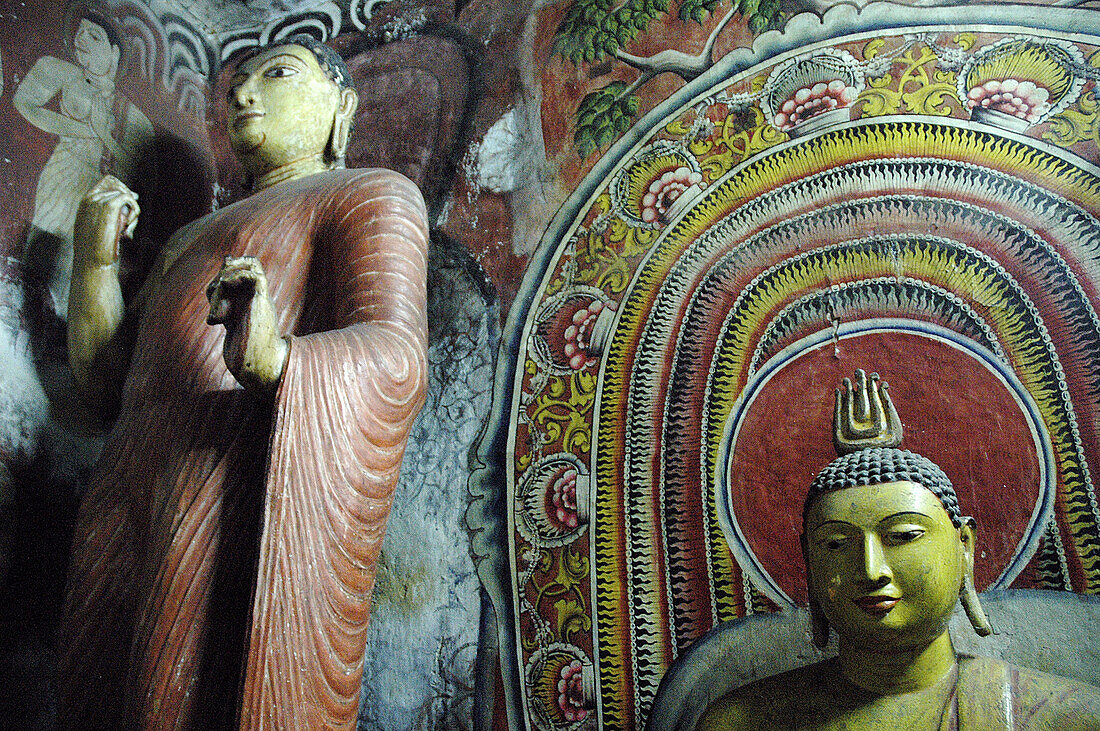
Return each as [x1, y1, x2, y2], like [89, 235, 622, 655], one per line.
[699, 373, 1100, 729]
[58, 35, 428, 728]
[13, 10, 152, 318]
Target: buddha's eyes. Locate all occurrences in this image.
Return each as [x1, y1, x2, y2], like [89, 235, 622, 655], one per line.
[883, 527, 925, 546]
[820, 535, 852, 551]
[814, 525, 926, 551]
[264, 65, 297, 78]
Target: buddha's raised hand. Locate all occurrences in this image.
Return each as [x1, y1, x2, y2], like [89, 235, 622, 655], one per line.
[73, 175, 138, 268]
[206, 255, 288, 391]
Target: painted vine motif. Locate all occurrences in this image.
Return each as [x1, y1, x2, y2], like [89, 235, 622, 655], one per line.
[500, 17, 1100, 730]
[551, 0, 785, 158]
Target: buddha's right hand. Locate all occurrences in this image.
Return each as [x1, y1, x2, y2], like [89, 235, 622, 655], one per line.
[68, 176, 136, 404]
[73, 175, 139, 268]
[206, 256, 288, 391]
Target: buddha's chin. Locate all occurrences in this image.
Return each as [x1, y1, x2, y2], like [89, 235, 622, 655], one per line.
[231, 131, 266, 157]
[837, 615, 951, 653]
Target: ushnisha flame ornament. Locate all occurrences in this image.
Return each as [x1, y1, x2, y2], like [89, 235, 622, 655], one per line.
[833, 369, 903, 455]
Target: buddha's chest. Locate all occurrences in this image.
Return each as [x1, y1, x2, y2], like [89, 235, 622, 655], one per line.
[781, 678, 959, 731]
[128, 201, 320, 395]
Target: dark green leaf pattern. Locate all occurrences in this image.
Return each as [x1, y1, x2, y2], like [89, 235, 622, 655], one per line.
[553, 0, 786, 157]
[551, 0, 673, 65]
[574, 82, 640, 158]
[678, 0, 722, 24]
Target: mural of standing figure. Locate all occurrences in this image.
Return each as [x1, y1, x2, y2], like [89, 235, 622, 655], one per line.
[13, 10, 152, 318]
[58, 35, 428, 728]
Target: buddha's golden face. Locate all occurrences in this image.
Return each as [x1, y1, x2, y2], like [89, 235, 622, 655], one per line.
[226, 44, 343, 173]
[804, 481, 972, 651]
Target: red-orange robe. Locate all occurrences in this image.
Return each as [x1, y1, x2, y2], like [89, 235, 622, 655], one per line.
[57, 168, 428, 728]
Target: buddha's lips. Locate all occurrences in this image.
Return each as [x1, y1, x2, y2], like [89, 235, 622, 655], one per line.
[854, 595, 899, 614]
[233, 112, 263, 129]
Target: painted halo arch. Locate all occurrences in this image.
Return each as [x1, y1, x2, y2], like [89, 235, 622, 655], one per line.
[466, 5, 1100, 728]
[714, 319, 1056, 608]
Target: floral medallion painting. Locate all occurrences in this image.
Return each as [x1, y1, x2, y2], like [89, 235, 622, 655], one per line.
[470, 3, 1100, 728]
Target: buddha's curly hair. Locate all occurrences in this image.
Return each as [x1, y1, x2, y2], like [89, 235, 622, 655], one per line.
[804, 448, 963, 528]
[235, 34, 353, 92]
[277, 34, 353, 92]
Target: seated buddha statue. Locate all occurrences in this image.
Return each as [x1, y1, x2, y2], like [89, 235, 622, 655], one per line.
[699, 372, 1100, 730]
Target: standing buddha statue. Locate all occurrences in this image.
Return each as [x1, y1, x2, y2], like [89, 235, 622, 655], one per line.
[59, 36, 428, 728]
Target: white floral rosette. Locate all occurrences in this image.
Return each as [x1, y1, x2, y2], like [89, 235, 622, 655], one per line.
[529, 285, 617, 375]
[516, 453, 590, 548]
[609, 140, 705, 229]
[958, 36, 1086, 132]
[525, 643, 595, 730]
[762, 48, 865, 137]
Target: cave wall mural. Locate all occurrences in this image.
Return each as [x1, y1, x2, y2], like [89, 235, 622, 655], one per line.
[4, 0, 1100, 729]
[469, 3, 1100, 728]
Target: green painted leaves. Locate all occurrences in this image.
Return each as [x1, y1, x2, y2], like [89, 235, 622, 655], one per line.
[551, 0, 673, 65]
[678, 0, 722, 25]
[553, 0, 787, 158]
[575, 82, 641, 159]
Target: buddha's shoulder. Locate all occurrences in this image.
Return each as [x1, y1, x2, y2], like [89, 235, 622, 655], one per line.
[334, 167, 420, 191]
[972, 656, 1100, 729]
[697, 660, 839, 730]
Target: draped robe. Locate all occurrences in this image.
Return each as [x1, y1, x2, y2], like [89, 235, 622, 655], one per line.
[57, 168, 428, 728]
[697, 655, 1100, 729]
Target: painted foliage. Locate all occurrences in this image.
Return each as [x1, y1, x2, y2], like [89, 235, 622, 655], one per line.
[471, 3, 1100, 729]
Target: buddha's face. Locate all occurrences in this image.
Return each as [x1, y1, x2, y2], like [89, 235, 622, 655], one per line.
[74, 19, 118, 78]
[226, 44, 346, 174]
[804, 480, 972, 651]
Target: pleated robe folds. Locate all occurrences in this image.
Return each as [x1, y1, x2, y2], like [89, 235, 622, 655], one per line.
[57, 168, 428, 728]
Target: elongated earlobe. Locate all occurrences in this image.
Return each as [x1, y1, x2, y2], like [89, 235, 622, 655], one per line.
[802, 533, 830, 648]
[961, 571, 993, 636]
[959, 518, 993, 636]
[810, 598, 830, 649]
[327, 87, 358, 168]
